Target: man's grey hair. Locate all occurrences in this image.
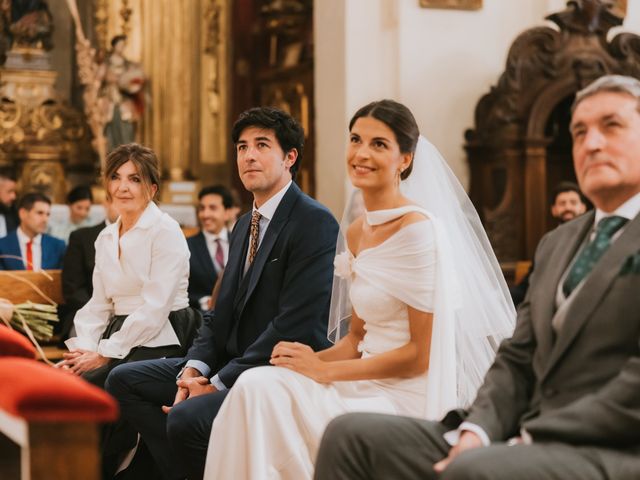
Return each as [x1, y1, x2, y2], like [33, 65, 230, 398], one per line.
[572, 75, 640, 113]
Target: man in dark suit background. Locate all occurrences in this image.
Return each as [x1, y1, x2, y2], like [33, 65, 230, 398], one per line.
[106, 107, 338, 479]
[0, 171, 18, 237]
[510, 181, 588, 306]
[0, 192, 65, 270]
[315, 75, 640, 480]
[186, 185, 233, 312]
[58, 198, 119, 340]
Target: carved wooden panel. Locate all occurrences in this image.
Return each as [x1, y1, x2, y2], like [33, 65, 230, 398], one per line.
[466, 0, 640, 262]
[419, 0, 482, 10]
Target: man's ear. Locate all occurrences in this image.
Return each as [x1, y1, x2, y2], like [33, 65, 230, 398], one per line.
[285, 149, 298, 170]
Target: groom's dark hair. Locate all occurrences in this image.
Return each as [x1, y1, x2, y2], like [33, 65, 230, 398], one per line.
[231, 107, 305, 181]
[349, 99, 419, 181]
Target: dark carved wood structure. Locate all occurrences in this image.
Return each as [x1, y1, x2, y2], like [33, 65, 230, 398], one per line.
[466, 0, 640, 262]
[229, 0, 315, 208]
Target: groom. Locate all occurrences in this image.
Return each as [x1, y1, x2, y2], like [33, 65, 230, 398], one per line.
[314, 75, 640, 480]
[106, 107, 338, 479]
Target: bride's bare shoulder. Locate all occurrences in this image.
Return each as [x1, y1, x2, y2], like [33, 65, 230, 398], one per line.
[399, 209, 430, 228]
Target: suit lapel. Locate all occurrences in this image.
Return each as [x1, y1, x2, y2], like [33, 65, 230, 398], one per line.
[534, 213, 594, 356]
[193, 232, 216, 278]
[541, 212, 640, 380]
[5, 232, 25, 270]
[41, 236, 51, 269]
[224, 214, 250, 310]
[240, 183, 301, 314]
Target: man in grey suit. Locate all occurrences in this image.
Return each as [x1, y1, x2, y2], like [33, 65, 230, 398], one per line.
[314, 74, 640, 480]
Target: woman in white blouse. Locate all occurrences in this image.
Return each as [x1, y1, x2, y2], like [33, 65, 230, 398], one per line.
[62, 143, 200, 386]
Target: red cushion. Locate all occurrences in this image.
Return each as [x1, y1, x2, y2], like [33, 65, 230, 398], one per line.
[0, 325, 36, 358]
[0, 358, 118, 422]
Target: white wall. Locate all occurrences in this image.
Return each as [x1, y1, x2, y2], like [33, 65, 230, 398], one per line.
[315, 0, 640, 217]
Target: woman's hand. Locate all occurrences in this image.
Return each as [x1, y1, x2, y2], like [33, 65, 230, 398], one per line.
[60, 349, 110, 375]
[270, 341, 329, 383]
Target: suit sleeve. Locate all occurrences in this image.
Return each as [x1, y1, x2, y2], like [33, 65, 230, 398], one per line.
[464, 235, 551, 441]
[62, 231, 92, 307]
[216, 209, 338, 388]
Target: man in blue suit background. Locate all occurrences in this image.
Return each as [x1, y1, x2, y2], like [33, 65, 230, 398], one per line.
[0, 192, 65, 270]
[186, 185, 233, 312]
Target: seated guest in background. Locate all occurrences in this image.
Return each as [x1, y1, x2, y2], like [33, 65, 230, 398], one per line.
[549, 181, 588, 224]
[511, 181, 588, 306]
[0, 192, 65, 270]
[57, 198, 119, 341]
[62, 143, 201, 388]
[0, 171, 18, 238]
[105, 107, 338, 480]
[187, 185, 233, 312]
[314, 74, 640, 480]
[49, 185, 94, 243]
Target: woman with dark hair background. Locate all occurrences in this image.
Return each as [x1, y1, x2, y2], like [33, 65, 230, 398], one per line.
[202, 100, 515, 479]
[48, 185, 94, 243]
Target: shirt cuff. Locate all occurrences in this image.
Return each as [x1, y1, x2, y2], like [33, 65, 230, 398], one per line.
[185, 360, 211, 378]
[199, 296, 211, 311]
[443, 422, 491, 447]
[64, 336, 97, 352]
[519, 427, 533, 445]
[209, 374, 228, 391]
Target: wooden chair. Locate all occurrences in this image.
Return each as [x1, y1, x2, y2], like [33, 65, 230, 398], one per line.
[514, 261, 533, 285]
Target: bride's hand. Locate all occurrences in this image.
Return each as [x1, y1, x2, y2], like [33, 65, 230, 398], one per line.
[270, 341, 329, 383]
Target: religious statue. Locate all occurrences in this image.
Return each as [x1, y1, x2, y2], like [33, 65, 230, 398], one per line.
[0, 0, 53, 64]
[97, 35, 145, 152]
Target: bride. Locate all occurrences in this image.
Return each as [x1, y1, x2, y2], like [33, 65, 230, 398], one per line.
[203, 100, 515, 479]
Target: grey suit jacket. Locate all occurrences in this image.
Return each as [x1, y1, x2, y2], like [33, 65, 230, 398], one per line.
[466, 210, 640, 451]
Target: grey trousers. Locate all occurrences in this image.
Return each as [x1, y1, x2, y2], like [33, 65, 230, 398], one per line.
[314, 413, 640, 480]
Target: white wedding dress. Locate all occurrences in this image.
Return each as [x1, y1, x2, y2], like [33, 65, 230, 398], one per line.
[203, 206, 443, 480]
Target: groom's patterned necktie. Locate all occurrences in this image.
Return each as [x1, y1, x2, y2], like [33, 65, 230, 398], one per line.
[248, 210, 262, 265]
[562, 215, 628, 297]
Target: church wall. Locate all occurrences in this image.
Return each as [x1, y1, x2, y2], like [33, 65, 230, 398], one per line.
[315, 0, 640, 217]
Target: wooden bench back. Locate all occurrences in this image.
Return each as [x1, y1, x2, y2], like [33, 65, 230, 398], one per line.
[0, 270, 63, 305]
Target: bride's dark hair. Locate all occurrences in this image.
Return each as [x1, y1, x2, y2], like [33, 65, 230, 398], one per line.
[349, 99, 419, 180]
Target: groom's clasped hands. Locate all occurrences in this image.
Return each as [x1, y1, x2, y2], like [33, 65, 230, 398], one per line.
[270, 341, 329, 383]
[162, 366, 218, 414]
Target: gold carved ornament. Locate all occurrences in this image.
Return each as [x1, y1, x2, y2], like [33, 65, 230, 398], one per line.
[66, 0, 108, 169]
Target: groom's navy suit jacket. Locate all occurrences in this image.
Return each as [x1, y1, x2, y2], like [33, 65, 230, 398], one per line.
[185, 182, 338, 387]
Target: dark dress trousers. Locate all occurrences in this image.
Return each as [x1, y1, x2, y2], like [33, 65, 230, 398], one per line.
[106, 183, 338, 480]
[186, 232, 218, 311]
[315, 210, 640, 480]
[58, 222, 106, 339]
[0, 230, 65, 270]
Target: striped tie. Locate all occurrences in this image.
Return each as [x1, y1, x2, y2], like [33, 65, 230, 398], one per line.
[248, 211, 262, 265]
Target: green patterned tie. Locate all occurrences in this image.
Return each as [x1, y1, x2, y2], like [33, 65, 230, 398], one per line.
[562, 215, 628, 297]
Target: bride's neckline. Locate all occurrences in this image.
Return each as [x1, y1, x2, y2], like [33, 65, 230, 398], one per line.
[365, 205, 426, 226]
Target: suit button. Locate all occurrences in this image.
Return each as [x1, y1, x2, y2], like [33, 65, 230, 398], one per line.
[543, 388, 557, 398]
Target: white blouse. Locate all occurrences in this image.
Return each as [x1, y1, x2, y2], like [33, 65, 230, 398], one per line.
[66, 202, 190, 359]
